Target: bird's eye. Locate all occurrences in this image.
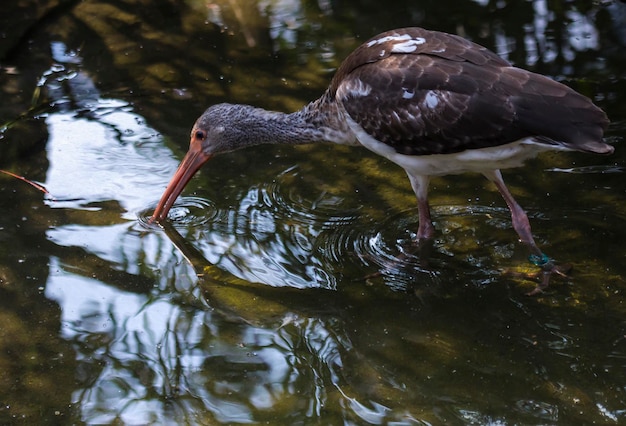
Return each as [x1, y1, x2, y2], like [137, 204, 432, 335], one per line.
[195, 130, 206, 140]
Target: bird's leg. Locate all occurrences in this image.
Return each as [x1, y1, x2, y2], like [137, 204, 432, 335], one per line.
[483, 170, 568, 293]
[483, 170, 542, 256]
[407, 174, 435, 241]
[360, 174, 434, 282]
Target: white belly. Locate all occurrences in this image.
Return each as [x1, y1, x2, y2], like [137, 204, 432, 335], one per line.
[345, 116, 570, 176]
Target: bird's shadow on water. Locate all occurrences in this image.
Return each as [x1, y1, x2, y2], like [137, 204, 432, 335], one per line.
[156, 220, 361, 324]
[152, 204, 550, 320]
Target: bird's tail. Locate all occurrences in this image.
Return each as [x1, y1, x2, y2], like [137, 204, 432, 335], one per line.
[510, 69, 612, 155]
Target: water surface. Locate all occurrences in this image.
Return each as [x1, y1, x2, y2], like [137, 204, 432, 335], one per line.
[1, 0, 625, 424]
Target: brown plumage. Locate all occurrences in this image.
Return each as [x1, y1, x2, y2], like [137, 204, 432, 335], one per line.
[331, 28, 609, 155]
[151, 27, 612, 288]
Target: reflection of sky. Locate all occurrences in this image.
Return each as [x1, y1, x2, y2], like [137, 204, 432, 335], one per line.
[45, 257, 214, 424]
[46, 257, 153, 341]
[44, 101, 177, 218]
[44, 249, 351, 423]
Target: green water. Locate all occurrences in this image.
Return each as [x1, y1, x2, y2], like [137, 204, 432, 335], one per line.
[1, 0, 625, 424]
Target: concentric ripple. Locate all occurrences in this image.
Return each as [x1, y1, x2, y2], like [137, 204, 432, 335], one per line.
[213, 169, 364, 289]
[137, 196, 219, 228]
[350, 209, 440, 290]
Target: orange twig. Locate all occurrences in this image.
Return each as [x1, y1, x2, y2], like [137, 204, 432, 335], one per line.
[0, 169, 50, 195]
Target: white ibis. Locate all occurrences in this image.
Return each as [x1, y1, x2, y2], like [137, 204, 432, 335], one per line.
[151, 27, 612, 288]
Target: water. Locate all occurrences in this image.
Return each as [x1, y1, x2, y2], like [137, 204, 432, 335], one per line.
[1, 0, 625, 424]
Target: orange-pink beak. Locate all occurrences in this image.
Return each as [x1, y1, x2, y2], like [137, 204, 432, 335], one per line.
[150, 138, 211, 223]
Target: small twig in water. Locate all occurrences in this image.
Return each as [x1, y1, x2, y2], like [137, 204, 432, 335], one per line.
[0, 169, 51, 197]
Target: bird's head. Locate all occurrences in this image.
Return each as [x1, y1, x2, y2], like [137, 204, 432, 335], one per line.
[150, 104, 237, 223]
[150, 103, 294, 222]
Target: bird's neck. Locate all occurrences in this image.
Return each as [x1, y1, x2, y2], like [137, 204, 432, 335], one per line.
[290, 95, 357, 145]
[230, 95, 356, 148]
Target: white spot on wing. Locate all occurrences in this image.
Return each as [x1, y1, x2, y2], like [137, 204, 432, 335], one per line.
[366, 34, 427, 53]
[402, 88, 414, 99]
[367, 34, 412, 47]
[424, 91, 440, 108]
[391, 37, 426, 53]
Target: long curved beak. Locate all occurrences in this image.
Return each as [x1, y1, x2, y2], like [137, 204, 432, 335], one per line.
[150, 139, 211, 223]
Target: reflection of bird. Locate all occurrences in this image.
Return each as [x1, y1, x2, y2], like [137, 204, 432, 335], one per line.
[151, 27, 612, 286]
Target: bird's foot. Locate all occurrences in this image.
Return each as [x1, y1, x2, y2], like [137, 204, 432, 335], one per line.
[503, 256, 572, 296]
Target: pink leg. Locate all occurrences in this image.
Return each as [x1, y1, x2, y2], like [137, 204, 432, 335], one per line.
[484, 170, 559, 292]
[483, 169, 551, 265]
[407, 174, 435, 240]
[483, 170, 543, 256]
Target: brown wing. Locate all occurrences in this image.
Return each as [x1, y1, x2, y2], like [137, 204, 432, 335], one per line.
[332, 27, 610, 156]
[330, 27, 511, 87]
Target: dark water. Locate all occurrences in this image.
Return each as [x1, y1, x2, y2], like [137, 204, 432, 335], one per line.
[1, 0, 626, 424]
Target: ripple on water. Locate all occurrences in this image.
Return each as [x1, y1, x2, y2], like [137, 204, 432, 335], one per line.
[222, 174, 363, 289]
[139, 166, 367, 289]
[350, 210, 442, 290]
[143, 167, 575, 292]
[347, 204, 536, 291]
[137, 196, 220, 229]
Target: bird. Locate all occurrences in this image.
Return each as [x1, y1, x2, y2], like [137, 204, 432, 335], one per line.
[151, 27, 612, 289]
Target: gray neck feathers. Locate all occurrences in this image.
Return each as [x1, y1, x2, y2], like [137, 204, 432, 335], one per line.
[205, 96, 355, 154]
